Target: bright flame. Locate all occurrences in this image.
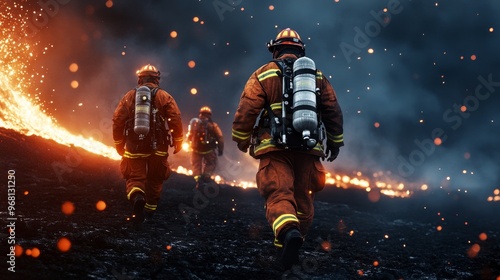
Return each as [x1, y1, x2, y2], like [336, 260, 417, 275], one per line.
[0, 3, 120, 160]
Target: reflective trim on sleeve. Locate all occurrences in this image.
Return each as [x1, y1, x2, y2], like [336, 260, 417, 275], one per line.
[232, 129, 251, 140]
[327, 132, 344, 144]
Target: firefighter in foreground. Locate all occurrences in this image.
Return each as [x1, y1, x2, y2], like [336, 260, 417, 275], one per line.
[113, 64, 183, 225]
[232, 28, 344, 269]
[186, 106, 224, 188]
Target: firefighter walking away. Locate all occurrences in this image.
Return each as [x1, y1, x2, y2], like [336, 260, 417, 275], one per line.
[112, 64, 183, 226]
[232, 28, 344, 269]
[186, 106, 224, 189]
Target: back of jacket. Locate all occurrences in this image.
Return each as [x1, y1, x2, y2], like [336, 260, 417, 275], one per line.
[189, 118, 224, 154]
[113, 82, 183, 157]
[232, 53, 344, 158]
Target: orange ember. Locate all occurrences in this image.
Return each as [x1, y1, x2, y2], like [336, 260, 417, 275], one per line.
[14, 244, 23, 257]
[57, 237, 72, 252]
[31, 247, 41, 258]
[61, 201, 75, 215]
[96, 200, 106, 211]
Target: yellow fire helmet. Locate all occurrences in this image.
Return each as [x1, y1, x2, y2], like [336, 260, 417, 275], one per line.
[136, 64, 160, 78]
[199, 106, 212, 115]
[267, 28, 305, 53]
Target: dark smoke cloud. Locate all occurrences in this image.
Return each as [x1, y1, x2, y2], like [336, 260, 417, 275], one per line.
[28, 0, 499, 193]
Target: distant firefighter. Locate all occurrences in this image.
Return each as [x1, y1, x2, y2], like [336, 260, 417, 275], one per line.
[232, 28, 344, 269]
[112, 64, 183, 225]
[186, 106, 224, 188]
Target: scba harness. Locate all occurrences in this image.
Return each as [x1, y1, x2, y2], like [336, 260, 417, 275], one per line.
[188, 118, 217, 153]
[124, 86, 172, 152]
[254, 56, 325, 150]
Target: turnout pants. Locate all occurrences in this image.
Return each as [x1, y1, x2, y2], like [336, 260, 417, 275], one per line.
[191, 150, 217, 181]
[256, 151, 326, 246]
[120, 154, 171, 212]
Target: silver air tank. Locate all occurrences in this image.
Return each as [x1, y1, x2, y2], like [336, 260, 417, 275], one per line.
[292, 57, 318, 148]
[134, 86, 151, 137]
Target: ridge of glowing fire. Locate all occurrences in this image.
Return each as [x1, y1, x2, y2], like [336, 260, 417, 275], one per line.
[175, 163, 419, 198]
[0, 3, 120, 161]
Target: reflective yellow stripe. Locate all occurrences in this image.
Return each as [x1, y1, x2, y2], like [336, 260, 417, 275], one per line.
[255, 138, 322, 153]
[194, 175, 200, 181]
[316, 70, 323, 79]
[269, 102, 281, 111]
[272, 214, 299, 236]
[258, 69, 279, 82]
[114, 139, 124, 145]
[273, 238, 283, 248]
[327, 132, 344, 143]
[144, 203, 157, 211]
[174, 137, 183, 142]
[155, 151, 168, 156]
[232, 129, 251, 140]
[124, 151, 151, 158]
[193, 149, 214, 154]
[254, 139, 275, 153]
[127, 187, 145, 200]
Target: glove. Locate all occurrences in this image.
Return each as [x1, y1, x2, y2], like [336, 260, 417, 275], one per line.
[115, 144, 125, 156]
[173, 141, 182, 154]
[324, 146, 339, 162]
[237, 140, 250, 153]
[218, 149, 223, 157]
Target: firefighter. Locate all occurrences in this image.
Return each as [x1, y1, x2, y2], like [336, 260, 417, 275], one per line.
[187, 106, 224, 188]
[113, 64, 183, 225]
[232, 28, 344, 268]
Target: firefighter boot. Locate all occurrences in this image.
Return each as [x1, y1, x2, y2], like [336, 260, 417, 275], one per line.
[131, 192, 146, 226]
[279, 228, 303, 269]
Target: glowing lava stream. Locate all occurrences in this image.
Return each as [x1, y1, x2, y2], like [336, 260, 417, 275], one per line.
[0, 75, 121, 161]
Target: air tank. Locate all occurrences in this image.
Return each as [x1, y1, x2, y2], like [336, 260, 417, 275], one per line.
[134, 86, 151, 137]
[292, 57, 318, 147]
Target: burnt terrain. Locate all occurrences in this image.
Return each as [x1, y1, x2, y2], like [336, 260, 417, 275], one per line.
[1, 127, 499, 280]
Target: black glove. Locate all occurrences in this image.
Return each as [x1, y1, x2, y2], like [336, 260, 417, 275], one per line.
[324, 146, 340, 162]
[237, 140, 250, 153]
[218, 149, 223, 156]
[115, 144, 125, 156]
[173, 141, 182, 154]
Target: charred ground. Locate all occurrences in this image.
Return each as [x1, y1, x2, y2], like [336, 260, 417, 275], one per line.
[1, 127, 499, 280]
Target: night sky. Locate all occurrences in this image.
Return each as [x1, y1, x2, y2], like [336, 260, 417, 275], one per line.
[10, 0, 500, 195]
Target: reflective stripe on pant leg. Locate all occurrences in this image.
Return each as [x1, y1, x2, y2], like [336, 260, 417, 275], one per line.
[144, 203, 157, 211]
[125, 157, 147, 200]
[256, 153, 298, 246]
[272, 213, 300, 247]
